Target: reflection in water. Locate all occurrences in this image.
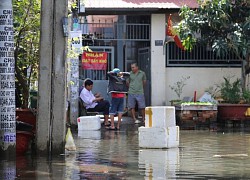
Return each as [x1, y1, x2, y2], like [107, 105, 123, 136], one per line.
[139, 148, 179, 179]
[78, 130, 101, 140]
[3, 126, 250, 179]
[0, 160, 16, 180]
[178, 130, 250, 179]
[16, 154, 67, 179]
[65, 153, 79, 180]
[76, 130, 131, 179]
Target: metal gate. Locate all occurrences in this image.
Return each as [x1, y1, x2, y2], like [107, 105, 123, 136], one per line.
[138, 47, 151, 106]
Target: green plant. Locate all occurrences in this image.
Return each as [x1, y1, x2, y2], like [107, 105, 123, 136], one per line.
[242, 89, 250, 104]
[13, 0, 40, 108]
[178, 0, 250, 90]
[205, 85, 220, 99]
[219, 77, 241, 103]
[169, 76, 190, 100]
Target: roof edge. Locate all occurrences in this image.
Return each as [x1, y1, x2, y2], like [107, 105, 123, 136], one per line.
[80, 8, 181, 15]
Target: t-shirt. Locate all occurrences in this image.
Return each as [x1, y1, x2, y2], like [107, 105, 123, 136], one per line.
[127, 70, 146, 94]
[111, 92, 125, 98]
[80, 88, 98, 109]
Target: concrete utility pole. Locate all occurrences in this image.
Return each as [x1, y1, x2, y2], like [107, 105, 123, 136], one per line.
[36, 0, 68, 155]
[0, 0, 16, 160]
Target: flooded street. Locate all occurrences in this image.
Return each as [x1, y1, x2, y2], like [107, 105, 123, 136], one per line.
[2, 119, 250, 179]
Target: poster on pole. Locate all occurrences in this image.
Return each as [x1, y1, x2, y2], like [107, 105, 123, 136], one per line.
[69, 31, 82, 124]
[82, 52, 107, 70]
[69, 31, 82, 54]
[0, 7, 16, 145]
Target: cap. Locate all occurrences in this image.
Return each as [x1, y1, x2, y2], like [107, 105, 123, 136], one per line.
[112, 68, 120, 74]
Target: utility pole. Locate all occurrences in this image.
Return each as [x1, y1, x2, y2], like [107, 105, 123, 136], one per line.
[69, 6, 81, 125]
[0, 0, 16, 160]
[36, 0, 68, 155]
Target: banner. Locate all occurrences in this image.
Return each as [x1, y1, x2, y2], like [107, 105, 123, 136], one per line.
[82, 52, 107, 70]
[166, 15, 185, 50]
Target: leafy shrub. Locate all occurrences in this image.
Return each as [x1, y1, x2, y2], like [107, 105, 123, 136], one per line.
[169, 76, 190, 100]
[219, 77, 241, 103]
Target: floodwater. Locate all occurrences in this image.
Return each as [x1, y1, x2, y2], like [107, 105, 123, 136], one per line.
[2, 119, 250, 179]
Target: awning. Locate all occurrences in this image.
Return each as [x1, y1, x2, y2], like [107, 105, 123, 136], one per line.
[80, 0, 198, 15]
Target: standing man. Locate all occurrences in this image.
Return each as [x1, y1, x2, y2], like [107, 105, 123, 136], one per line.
[127, 63, 146, 124]
[80, 79, 110, 126]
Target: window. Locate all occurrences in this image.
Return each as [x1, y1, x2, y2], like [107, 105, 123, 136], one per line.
[166, 42, 242, 67]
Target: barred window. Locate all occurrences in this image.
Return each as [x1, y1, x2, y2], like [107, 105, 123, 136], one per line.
[166, 42, 242, 67]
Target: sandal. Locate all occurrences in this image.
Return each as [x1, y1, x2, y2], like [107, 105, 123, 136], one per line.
[108, 126, 117, 131]
[102, 122, 111, 127]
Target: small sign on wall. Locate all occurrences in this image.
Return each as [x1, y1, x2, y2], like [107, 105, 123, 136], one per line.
[155, 40, 163, 46]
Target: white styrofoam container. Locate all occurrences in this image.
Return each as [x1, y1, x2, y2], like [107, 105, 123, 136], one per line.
[77, 116, 101, 131]
[139, 148, 180, 179]
[145, 106, 176, 128]
[139, 126, 179, 148]
[78, 130, 101, 139]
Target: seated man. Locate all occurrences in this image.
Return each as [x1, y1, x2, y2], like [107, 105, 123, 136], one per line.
[80, 79, 110, 126]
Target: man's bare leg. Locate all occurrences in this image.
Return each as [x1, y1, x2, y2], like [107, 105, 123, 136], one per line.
[117, 113, 122, 129]
[109, 114, 115, 129]
[141, 108, 145, 122]
[104, 115, 110, 125]
[131, 108, 136, 121]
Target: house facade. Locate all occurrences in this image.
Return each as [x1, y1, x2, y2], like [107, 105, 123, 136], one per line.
[77, 0, 241, 106]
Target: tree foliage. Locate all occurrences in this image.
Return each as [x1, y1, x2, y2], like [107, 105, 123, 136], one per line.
[13, 0, 40, 108]
[179, 0, 250, 56]
[178, 0, 250, 89]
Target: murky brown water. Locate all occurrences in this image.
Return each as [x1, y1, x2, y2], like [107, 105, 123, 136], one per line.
[2, 123, 250, 179]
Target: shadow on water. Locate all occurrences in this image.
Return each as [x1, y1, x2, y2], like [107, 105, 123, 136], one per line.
[2, 120, 250, 179]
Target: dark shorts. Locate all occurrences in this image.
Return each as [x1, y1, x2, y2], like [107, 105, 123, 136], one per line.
[87, 100, 110, 115]
[128, 94, 146, 109]
[109, 97, 124, 115]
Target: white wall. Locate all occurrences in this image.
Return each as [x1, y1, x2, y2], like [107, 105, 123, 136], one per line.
[150, 13, 242, 106]
[151, 14, 166, 105]
[165, 67, 241, 105]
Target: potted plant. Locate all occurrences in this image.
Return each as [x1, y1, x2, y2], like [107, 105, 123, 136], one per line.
[169, 76, 190, 105]
[14, 0, 39, 124]
[242, 89, 250, 104]
[216, 77, 250, 122]
[13, 0, 40, 154]
[220, 77, 241, 104]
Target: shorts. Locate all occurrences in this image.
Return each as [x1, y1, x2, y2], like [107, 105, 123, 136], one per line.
[109, 97, 124, 115]
[128, 94, 146, 109]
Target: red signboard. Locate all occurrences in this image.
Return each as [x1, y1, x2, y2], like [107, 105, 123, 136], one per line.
[82, 52, 108, 70]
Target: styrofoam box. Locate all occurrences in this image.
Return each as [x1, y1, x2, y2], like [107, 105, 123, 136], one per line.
[139, 148, 180, 179]
[145, 106, 176, 128]
[78, 130, 101, 139]
[77, 116, 101, 131]
[139, 126, 179, 148]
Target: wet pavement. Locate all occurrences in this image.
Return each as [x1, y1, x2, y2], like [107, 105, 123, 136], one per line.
[2, 116, 250, 179]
